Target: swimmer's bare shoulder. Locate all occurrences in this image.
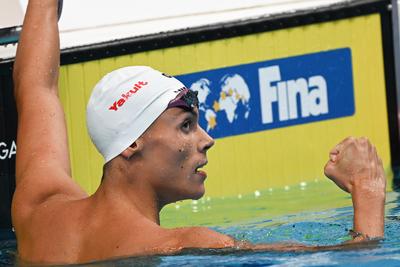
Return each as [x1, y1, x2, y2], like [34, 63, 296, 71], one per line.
[171, 226, 235, 249]
[156, 225, 379, 254]
[118, 225, 365, 257]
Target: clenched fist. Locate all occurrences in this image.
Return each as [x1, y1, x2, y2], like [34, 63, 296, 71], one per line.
[324, 137, 386, 238]
[324, 137, 386, 196]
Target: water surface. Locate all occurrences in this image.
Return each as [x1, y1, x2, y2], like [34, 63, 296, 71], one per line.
[2, 180, 400, 266]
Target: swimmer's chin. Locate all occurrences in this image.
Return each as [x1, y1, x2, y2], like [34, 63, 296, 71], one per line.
[191, 193, 204, 200]
[190, 186, 206, 200]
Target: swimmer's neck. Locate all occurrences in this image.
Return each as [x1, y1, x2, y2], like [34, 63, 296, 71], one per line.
[90, 162, 162, 225]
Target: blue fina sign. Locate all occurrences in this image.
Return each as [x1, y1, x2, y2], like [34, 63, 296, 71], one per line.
[177, 48, 355, 139]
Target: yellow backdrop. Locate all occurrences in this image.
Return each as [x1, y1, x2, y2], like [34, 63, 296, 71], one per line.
[59, 13, 392, 196]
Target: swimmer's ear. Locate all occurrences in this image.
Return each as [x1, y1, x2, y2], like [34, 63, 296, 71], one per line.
[121, 140, 143, 160]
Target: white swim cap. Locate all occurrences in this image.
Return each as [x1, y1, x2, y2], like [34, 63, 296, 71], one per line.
[86, 66, 186, 162]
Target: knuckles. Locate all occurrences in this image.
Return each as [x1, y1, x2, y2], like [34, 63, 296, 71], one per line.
[339, 136, 371, 154]
[325, 136, 371, 176]
[359, 136, 369, 143]
[325, 136, 386, 195]
[342, 136, 356, 146]
[342, 136, 370, 145]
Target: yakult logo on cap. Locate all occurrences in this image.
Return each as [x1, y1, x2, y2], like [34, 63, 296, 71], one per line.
[109, 81, 148, 111]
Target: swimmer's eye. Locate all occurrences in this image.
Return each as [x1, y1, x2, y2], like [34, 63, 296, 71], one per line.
[181, 119, 194, 132]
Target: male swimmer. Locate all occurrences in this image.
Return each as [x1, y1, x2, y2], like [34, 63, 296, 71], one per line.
[11, 0, 386, 264]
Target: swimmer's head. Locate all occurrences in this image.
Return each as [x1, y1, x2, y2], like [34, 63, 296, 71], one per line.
[86, 66, 198, 162]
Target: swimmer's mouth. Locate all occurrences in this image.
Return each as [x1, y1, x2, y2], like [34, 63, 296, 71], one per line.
[195, 161, 208, 173]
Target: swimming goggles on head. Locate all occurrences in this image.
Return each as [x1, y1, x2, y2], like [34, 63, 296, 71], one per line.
[167, 88, 199, 110]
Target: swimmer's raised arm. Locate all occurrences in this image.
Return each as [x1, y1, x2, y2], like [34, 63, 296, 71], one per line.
[12, 0, 86, 221]
[264, 137, 385, 246]
[324, 137, 386, 239]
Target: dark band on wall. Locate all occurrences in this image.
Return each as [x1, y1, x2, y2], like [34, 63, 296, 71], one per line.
[55, 0, 389, 66]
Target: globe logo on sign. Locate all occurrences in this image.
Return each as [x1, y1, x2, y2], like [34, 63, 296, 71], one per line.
[178, 48, 354, 139]
[190, 74, 251, 132]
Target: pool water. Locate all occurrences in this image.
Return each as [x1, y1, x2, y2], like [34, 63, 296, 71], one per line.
[2, 180, 400, 266]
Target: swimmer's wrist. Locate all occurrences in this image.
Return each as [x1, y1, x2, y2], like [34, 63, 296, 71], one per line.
[351, 178, 385, 201]
[28, 0, 59, 12]
[349, 229, 369, 240]
[351, 183, 385, 239]
[348, 229, 384, 241]
[351, 191, 385, 212]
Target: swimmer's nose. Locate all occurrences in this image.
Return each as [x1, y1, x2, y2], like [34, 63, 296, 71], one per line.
[199, 126, 214, 152]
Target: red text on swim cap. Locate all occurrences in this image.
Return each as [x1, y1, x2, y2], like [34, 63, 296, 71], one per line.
[109, 81, 148, 111]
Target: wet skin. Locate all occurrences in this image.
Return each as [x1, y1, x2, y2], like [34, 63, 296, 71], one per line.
[11, 0, 386, 264]
[133, 107, 214, 206]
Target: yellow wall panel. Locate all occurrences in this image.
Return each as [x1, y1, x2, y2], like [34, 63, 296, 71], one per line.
[59, 14, 392, 196]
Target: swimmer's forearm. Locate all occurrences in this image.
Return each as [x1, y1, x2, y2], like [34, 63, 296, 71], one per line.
[14, 0, 60, 95]
[238, 239, 381, 252]
[183, 227, 381, 253]
[13, 0, 72, 180]
[351, 186, 385, 239]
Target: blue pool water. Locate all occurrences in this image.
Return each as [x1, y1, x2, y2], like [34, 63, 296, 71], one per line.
[2, 181, 400, 266]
